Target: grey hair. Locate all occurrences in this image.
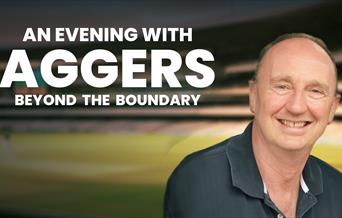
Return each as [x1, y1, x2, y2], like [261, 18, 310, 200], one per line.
[253, 33, 338, 93]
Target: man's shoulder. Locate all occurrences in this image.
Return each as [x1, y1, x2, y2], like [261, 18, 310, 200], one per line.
[164, 135, 245, 218]
[309, 155, 342, 187]
[181, 138, 228, 164]
[167, 135, 239, 185]
[309, 155, 342, 177]
[165, 136, 238, 204]
[172, 136, 236, 175]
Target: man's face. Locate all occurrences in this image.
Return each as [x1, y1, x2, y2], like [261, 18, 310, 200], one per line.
[250, 38, 340, 152]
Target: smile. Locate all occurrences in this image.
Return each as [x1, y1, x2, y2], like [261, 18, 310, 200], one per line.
[278, 119, 311, 128]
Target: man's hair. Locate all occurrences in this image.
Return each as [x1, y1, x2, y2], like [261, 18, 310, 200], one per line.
[253, 33, 338, 93]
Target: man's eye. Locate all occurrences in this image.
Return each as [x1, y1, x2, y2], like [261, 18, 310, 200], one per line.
[274, 84, 290, 90]
[311, 89, 322, 93]
[309, 89, 326, 98]
[276, 85, 288, 89]
[272, 84, 291, 95]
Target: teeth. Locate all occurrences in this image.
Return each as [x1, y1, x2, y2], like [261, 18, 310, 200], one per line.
[280, 120, 307, 128]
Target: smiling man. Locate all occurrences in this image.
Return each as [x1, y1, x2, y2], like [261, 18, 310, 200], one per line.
[164, 33, 342, 218]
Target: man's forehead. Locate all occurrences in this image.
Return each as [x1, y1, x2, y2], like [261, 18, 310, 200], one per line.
[256, 38, 338, 94]
[264, 38, 332, 65]
[258, 38, 336, 76]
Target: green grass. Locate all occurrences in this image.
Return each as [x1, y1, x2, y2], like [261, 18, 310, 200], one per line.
[0, 133, 341, 218]
[0, 175, 164, 218]
[0, 133, 225, 218]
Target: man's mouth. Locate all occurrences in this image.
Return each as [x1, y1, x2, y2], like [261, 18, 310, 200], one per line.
[278, 119, 311, 128]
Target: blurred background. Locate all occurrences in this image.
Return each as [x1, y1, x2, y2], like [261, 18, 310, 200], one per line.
[0, 1, 341, 217]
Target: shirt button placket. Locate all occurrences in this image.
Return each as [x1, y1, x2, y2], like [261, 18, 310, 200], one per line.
[277, 213, 284, 218]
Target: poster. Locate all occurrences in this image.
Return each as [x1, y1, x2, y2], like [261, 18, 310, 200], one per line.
[0, 1, 341, 217]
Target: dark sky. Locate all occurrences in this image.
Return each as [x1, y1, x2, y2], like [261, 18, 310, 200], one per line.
[0, 0, 321, 48]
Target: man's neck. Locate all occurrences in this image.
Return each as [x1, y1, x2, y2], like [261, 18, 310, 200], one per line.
[251, 123, 311, 181]
[251, 125, 311, 218]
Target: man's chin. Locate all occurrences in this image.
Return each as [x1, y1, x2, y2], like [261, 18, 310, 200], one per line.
[275, 138, 310, 152]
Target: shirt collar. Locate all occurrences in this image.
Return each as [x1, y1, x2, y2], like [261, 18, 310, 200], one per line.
[225, 122, 265, 199]
[302, 155, 323, 195]
[225, 122, 323, 199]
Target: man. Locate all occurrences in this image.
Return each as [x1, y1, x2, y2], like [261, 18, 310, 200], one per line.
[164, 33, 342, 218]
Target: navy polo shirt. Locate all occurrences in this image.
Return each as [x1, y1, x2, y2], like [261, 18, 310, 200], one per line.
[164, 122, 342, 218]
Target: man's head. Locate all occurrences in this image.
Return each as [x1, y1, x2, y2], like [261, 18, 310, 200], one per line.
[249, 33, 340, 152]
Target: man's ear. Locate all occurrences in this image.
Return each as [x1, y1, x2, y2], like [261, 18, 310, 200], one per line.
[249, 79, 256, 114]
[328, 94, 340, 124]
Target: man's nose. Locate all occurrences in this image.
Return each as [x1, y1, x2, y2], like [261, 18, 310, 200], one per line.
[285, 90, 308, 115]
